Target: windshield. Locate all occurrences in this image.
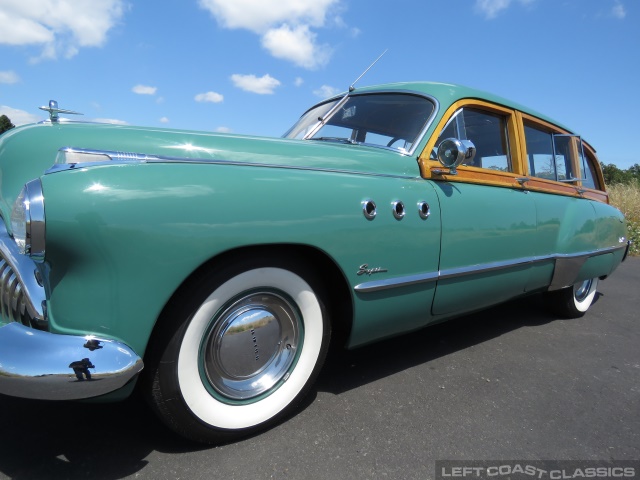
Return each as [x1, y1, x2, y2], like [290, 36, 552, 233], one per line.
[282, 99, 340, 139]
[284, 93, 436, 154]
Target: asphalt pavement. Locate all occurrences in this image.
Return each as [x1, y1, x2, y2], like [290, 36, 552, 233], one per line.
[1, 258, 638, 479]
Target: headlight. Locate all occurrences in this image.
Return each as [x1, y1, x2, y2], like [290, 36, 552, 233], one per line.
[10, 179, 46, 261]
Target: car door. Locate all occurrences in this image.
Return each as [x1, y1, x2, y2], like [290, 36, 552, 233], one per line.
[516, 113, 612, 290]
[419, 101, 538, 316]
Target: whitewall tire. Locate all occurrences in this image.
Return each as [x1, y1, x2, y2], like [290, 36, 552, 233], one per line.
[548, 277, 599, 319]
[145, 258, 330, 443]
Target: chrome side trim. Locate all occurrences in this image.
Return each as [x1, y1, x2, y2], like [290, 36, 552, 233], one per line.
[354, 271, 439, 293]
[0, 322, 143, 400]
[438, 256, 551, 281]
[56, 146, 160, 163]
[47, 147, 422, 181]
[547, 256, 589, 291]
[547, 245, 624, 290]
[0, 222, 46, 326]
[354, 245, 627, 293]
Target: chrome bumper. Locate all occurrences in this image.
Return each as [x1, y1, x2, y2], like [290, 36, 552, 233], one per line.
[0, 322, 143, 400]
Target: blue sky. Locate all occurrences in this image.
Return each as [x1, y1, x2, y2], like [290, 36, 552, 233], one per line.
[1, 0, 638, 168]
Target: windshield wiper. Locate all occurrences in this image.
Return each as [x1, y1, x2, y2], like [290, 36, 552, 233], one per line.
[310, 137, 357, 144]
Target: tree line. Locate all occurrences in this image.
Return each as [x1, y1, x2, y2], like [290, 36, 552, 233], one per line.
[601, 162, 640, 186]
[0, 115, 15, 134]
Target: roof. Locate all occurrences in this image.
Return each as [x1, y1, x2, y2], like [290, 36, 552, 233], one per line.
[344, 81, 573, 133]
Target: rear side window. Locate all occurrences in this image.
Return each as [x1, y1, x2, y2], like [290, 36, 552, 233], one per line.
[579, 148, 601, 190]
[524, 123, 577, 181]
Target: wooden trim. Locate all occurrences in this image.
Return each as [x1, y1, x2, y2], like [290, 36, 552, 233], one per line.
[418, 99, 523, 183]
[519, 112, 572, 135]
[428, 166, 530, 189]
[519, 113, 608, 203]
[582, 143, 607, 193]
[417, 100, 609, 203]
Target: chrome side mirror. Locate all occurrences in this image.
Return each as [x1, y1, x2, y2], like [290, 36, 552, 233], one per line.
[436, 138, 476, 175]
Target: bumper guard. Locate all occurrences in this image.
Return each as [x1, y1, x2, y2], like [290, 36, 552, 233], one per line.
[0, 322, 143, 400]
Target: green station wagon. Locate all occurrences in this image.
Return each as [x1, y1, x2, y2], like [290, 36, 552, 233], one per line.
[0, 82, 630, 443]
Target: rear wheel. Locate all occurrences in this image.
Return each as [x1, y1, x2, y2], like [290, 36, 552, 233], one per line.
[145, 257, 330, 443]
[547, 277, 599, 319]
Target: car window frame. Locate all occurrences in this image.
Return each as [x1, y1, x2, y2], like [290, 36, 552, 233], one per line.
[418, 99, 526, 189]
[517, 112, 608, 203]
[417, 99, 610, 204]
[580, 141, 606, 193]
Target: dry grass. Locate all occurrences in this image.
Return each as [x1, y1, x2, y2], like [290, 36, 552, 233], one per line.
[608, 183, 640, 256]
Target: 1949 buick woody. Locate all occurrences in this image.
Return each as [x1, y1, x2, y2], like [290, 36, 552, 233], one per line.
[0, 82, 630, 442]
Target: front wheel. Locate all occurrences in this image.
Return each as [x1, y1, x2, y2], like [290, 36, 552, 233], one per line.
[145, 258, 330, 443]
[547, 277, 599, 319]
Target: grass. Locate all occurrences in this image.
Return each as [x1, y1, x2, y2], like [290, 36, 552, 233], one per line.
[608, 182, 640, 256]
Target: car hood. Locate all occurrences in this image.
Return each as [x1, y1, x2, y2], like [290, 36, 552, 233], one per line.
[0, 122, 421, 225]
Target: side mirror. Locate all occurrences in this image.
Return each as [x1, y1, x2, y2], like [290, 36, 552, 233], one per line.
[436, 138, 476, 175]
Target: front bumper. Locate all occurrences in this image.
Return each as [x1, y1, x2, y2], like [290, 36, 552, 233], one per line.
[0, 322, 143, 400]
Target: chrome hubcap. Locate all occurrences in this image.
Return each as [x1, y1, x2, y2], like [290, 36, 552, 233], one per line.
[202, 291, 301, 400]
[574, 279, 593, 302]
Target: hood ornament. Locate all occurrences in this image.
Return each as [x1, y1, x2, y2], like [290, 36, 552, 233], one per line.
[39, 100, 83, 123]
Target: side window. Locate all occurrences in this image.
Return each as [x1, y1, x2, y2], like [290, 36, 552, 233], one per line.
[434, 108, 512, 172]
[552, 135, 575, 181]
[579, 148, 601, 190]
[524, 123, 575, 181]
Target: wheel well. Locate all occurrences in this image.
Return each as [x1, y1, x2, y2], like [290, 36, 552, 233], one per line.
[151, 244, 353, 354]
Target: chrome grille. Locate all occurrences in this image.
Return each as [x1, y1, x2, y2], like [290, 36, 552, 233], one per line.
[0, 223, 47, 330]
[0, 258, 34, 327]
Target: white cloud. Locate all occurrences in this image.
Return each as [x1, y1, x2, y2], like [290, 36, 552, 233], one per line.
[611, 1, 626, 19]
[0, 106, 41, 125]
[0, 0, 126, 60]
[475, 0, 535, 19]
[198, 0, 338, 33]
[195, 91, 224, 103]
[294, 77, 304, 87]
[198, 0, 338, 69]
[475, 0, 511, 18]
[261, 24, 331, 69]
[132, 85, 157, 95]
[333, 15, 360, 38]
[93, 118, 128, 125]
[159, 117, 170, 124]
[231, 74, 281, 94]
[313, 85, 340, 99]
[0, 71, 20, 84]
[215, 126, 232, 133]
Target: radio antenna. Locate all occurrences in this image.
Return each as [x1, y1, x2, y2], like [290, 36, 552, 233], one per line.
[305, 49, 389, 138]
[349, 49, 388, 92]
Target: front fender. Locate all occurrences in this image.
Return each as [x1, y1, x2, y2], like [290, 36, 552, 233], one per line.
[41, 161, 442, 354]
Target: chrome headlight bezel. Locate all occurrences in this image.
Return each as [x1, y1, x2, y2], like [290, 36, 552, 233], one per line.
[10, 179, 45, 262]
